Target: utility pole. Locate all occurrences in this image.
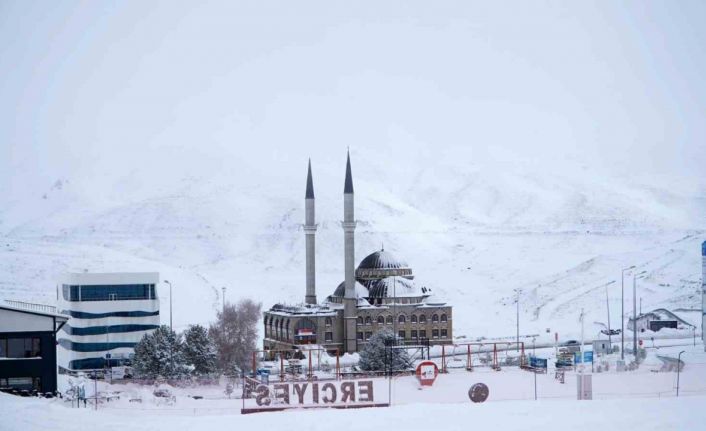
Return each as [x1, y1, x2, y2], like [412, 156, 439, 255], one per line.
[580, 308, 585, 373]
[677, 350, 685, 397]
[621, 265, 635, 360]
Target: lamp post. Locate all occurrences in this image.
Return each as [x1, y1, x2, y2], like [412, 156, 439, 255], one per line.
[677, 350, 686, 397]
[222, 286, 226, 314]
[164, 280, 173, 330]
[604, 280, 616, 350]
[633, 271, 646, 361]
[515, 289, 521, 352]
[621, 266, 635, 360]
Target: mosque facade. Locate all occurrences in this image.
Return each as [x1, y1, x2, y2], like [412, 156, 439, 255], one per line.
[262, 153, 453, 354]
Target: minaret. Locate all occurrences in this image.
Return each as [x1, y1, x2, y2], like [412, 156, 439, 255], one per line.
[304, 159, 317, 305]
[342, 150, 358, 353]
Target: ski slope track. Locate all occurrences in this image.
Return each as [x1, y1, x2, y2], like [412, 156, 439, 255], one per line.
[1, 148, 704, 341]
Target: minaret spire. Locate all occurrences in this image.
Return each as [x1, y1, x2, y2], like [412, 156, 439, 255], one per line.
[304, 159, 317, 305]
[342, 150, 357, 353]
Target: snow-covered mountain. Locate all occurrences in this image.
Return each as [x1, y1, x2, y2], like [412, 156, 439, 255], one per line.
[1, 146, 704, 341]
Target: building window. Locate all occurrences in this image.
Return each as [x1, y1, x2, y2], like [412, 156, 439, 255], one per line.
[325, 332, 333, 342]
[357, 332, 364, 341]
[0, 338, 41, 359]
[377, 316, 385, 325]
[419, 315, 427, 324]
[325, 317, 332, 327]
[386, 315, 393, 325]
[398, 315, 406, 324]
[432, 329, 439, 339]
[411, 330, 418, 339]
[419, 330, 427, 339]
[411, 315, 418, 324]
[2, 377, 40, 391]
[365, 316, 372, 326]
[441, 329, 448, 338]
[432, 314, 439, 323]
[285, 320, 290, 340]
[62, 284, 156, 302]
[365, 332, 372, 340]
[441, 314, 447, 323]
[357, 316, 364, 326]
[398, 330, 405, 339]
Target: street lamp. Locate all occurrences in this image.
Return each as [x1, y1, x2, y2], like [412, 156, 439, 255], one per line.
[603, 280, 616, 350]
[633, 271, 647, 361]
[677, 350, 686, 397]
[621, 265, 635, 360]
[163, 280, 173, 330]
[514, 289, 521, 352]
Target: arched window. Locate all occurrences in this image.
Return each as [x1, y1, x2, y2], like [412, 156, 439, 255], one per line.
[365, 316, 372, 325]
[440, 314, 447, 323]
[432, 314, 439, 323]
[285, 320, 290, 339]
[294, 318, 317, 344]
[411, 315, 418, 324]
[357, 316, 364, 326]
[398, 314, 406, 324]
[274, 319, 280, 338]
[377, 316, 385, 325]
[325, 317, 332, 327]
[279, 320, 284, 339]
[386, 315, 393, 325]
[419, 315, 427, 324]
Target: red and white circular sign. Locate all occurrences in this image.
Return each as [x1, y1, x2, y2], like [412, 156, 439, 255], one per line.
[416, 361, 439, 386]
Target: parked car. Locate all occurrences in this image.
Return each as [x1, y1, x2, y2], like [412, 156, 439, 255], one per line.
[561, 340, 581, 353]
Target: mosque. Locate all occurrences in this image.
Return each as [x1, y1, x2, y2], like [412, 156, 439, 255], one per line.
[262, 152, 453, 354]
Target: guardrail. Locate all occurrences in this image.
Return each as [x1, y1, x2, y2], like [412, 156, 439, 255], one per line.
[4, 300, 57, 314]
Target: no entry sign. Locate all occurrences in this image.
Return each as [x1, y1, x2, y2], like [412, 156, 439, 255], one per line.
[416, 361, 439, 386]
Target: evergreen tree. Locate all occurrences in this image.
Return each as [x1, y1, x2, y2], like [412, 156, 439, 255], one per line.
[209, 299, 261, 374]
[132, 325, 190, 379]
[182, 324, 217, 376]
[358, 328, 412, 372]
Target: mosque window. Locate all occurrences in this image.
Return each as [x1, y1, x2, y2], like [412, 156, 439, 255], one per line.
[285, 320, 290, 339]
[377, 316, 384, 324]
[398, 315, 406, 324]
[357, 316, 364, 326]
[419, 315, 427, 324]
[357, 332, 364, 341]
[441, 329, 448, 338]
[419, 330, 427, 339]
[398, 330, 406, 339]
[411, 314, 418, 324]
[385, 315, 393, 325]
[441, 314, 447, 323]
[432, 329, 439, 339]
[432, 314, 439, 323]
[411, 330, 418, 339]
[365, 332, 372, 340]
[325, 332, 333, 342]
[325, 317, 332, 327]
[365, 316, 372, 326]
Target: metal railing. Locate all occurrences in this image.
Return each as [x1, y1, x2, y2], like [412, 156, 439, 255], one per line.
[4, 300, 57, 314]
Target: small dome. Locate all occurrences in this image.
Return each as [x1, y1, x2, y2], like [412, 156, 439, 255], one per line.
[367, 277, 428, 299]
[330, 280, 369, 298]
[356, 249, 413, 279]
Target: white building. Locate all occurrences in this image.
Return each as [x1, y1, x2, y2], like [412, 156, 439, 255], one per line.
[57, 272, 160, 371]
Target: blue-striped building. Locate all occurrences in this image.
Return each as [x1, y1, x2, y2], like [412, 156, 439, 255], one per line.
[58, 272, 160, 371]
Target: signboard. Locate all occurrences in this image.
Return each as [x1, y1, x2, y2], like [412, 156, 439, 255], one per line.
[529, 357, 547, 369]
[468, 383, 489, 403]
[574, 351, 593, 364]
[242, 378, 390, 414]
[415, 361, 439, 386]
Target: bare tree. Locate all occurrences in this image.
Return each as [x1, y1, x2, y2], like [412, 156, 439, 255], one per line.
[209, 299, 261, 375]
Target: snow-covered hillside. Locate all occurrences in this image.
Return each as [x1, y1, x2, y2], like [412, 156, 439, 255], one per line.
[1, 146, 704, 340]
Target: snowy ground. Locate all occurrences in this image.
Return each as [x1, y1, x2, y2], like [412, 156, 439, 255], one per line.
[4, 344, 705, 431]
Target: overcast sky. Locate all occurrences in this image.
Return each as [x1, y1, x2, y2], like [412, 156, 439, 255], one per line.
[1, 1, 705, 198]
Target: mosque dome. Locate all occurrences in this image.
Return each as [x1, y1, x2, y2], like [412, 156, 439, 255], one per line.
[367, 277, 430, 299]
[327, 280, 370, 302]
[355, 249, 413, 280]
